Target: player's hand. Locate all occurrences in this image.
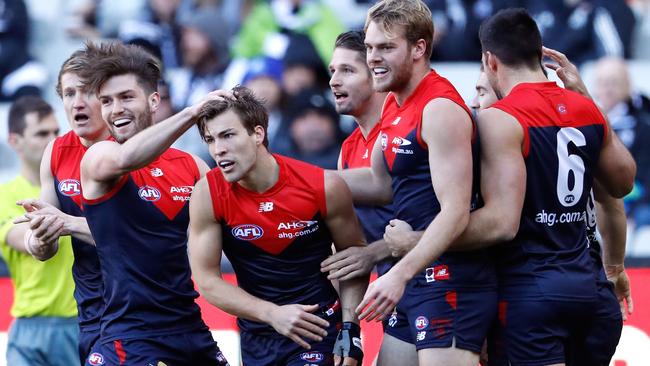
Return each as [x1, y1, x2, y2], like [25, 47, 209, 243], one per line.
[384, 219, 417, 257]
[268, 304, 330, 349]
[26, 214, 66, 245]
[542, 46, 589, 97]
[188, 89, 236, 118]
[356, 271, 406, 322]
[321, 247, 375, 281]
[333, 322, 363, 366]
[15, 199, 72, 236]
[605, 264, 633, 320]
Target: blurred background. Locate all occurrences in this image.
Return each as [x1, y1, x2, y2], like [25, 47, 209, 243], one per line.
[3, 0, 647, 273]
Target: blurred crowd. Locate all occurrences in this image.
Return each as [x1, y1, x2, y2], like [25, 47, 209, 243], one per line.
[1, 0, 650, 270]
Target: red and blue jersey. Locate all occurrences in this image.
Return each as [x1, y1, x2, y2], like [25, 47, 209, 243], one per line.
[490, 82, 608, 301]
[51, 131, 104, 331]
[82, 148, 207, 341]
[340, 122, 395, 276]
[206, 154, 338, 333]
[379, 70, 495, 290]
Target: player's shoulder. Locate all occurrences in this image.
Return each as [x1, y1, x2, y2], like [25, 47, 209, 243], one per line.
[275, 154, 324, 190]
[161, 147, 194, 161]
[341, 127, 362, 150]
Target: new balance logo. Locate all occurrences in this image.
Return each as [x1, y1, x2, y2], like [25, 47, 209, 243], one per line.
[150, 168, 163, 177]
[391, 117, 401, 125]
[259, 202, 274, 212]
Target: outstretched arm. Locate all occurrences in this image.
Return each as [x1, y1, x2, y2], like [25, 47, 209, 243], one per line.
[188, 178, 329, 350]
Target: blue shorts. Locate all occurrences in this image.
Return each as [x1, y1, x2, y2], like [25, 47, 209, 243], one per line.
[78, 327, 100, 365]
[382, 305, 412, 343]
[85, 329, 229, 366]
[400, 273, 497, 352]
[485, 300, 508, 366]
[566, 280, 622, 366]
[240, 303, 342, 366]
[501, 298, 598, 366]
[7, 316, 80, 366]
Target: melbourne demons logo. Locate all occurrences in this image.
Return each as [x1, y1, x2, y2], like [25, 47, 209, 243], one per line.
[88, 352, 104, 365]
[138, 185, 161, 202]
[380, 133, 388, 151]
[415, 315, 429, 330]
[231, 224, 264, 240]
[300, 351, 324, 362]
[58, 179, 81, 196]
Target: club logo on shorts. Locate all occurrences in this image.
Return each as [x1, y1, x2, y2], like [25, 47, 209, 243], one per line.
[231, 224, 264, 240]
[415, 315, 429, 330]
[58, 179, 81, 196]
[300, 351, 324, 362]
[88, 352, 104, 365]
[425, 265, 450, 282]
[138, 185, 161, 201]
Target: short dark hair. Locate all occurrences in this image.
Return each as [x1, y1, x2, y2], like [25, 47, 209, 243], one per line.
[8, 96, 54, 135]
[196, 86, 269, 147]
[479, 8, 542, 70]
[80, 41, 162, 95]
[335, 30, 367, 57]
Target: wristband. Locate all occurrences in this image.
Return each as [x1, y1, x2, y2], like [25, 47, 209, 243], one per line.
[333, 321, 363, 363]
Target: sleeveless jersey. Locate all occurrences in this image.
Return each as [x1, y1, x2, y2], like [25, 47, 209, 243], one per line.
[491, 82, 608, 301]
[51, 131, 104, 331]
[206, 154, 338, 333]
[379, 70, 494, 290]
[82, 148, 206, 341]
[340, 123, 395, 276]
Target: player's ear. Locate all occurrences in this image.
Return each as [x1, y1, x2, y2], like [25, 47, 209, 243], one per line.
[413, 38, 427, 60]
[7, 132, 22, 151]
[148, 91, 160, 113]
[485, 52, 498, 73]
[253, 125, 265, 146]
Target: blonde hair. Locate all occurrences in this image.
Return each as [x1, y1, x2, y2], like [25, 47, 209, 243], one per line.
[365, 0, 434, 59]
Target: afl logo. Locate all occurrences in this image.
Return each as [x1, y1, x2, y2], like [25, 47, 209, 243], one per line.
[138, 185, 161, 201]
[380, 133, 388, 151]
[414, 316, 429, 330]
[564, 194, 575, 204]
[300, 351, 324, 362]
[232, 224, 264, 241]
[88, 352, 104, 365]
[58, 179, 81, 196]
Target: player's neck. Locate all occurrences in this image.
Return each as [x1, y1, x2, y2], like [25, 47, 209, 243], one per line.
[393, 62, 430, 106]
[355, 93, 386, 138]
[19, 162, 40, 186]
[238, 150, 279, 193]
[79, 129, 111, 148]
[499, 67, 548, 98]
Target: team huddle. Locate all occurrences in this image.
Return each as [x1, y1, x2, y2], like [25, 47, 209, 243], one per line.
[7, 0, 636, 365]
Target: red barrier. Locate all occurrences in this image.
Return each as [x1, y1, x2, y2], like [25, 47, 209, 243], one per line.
[1, 270, 649, 365]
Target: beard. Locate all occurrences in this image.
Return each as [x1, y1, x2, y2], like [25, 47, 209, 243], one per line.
[111, 105, 154, 143]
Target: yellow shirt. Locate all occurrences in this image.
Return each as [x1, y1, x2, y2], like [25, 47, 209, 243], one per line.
[0, 175, 77, 318]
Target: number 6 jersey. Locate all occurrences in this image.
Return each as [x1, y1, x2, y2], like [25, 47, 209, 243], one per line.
[490, 82, 609, 301]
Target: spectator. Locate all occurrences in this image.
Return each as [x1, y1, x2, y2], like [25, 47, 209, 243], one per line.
[425, 0, 519, 61]
[593, 56, 650, 229]
[0, 0, 47, 101]
[65, 0, 146, 39]
[232, 0, 344, 65]
[0, 96, 79, 366]
[281, 33, 330, 96]
[279, 89, 343, 169]
[525, 0, 633, 65]
[242, 57, 289, 152]
[167, 6, 232, 165]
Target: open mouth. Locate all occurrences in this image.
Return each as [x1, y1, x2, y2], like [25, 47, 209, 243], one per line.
[74, 113, 89, 123]
[332, 91, 349, 101]
[373, 67, 388, 77]
[218, 160, 235, 171]
[112, 118, 132, 128]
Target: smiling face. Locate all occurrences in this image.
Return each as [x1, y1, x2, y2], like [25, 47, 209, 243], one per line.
[203, 109, 264, 183]
[98, 74, 158, 143]
[364, 21, 413, 93]
[329, 47, 374, 117]
[60, 72, 106, 142]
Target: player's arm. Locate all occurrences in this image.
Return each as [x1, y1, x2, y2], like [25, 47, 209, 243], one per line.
[323, 171, 368, 365]
[383, 219, 422, 257]
[452, 108, 527, 250]
[593, 180, 633, 319]
[335, 136, 392, 205]
[321, 154, 392, 281]
[188, 178, 329, 350]
[191, 154, 211, 178]
[356, 99, 474, 321]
